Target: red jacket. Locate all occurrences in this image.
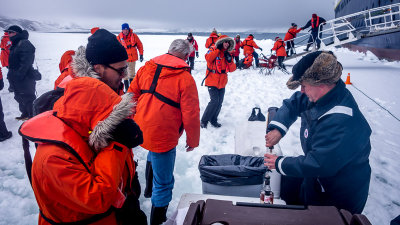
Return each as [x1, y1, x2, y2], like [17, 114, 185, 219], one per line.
[20, 77, 137, 225]
[242, 54, 253, 69]
[117, 29, 144, 62]
[205, 35, 237, 89]
[54, 50, 75, 89]
[272, 38, 287, 57]
[0, 33, 11, 67]
[241, 35, 260, 56]
[188, 38, 198, 57]
[232, 38, 242, 57]
[284, 27, 302, 41]
[128, 53, 200, 153]
[205, 33, 219, 49]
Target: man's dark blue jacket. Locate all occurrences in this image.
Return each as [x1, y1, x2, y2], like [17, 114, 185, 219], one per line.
[268, 80, 371, 214]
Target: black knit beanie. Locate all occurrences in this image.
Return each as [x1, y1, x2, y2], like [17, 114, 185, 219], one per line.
[86, 29, 128, 65]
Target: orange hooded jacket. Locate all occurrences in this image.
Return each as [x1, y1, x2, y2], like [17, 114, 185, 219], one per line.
[205, 32, 219, 49]
[204, 35, 237, 89]
[54, 50, 75, 89]
[272, 38, 287, 57]
[0, 33, 11, 67]
[128, 53, 200, 153]
[117, 29, 144, 62]
[284, 27, 302, 41]
[20, 77, 137, 225]
[241, 35, 260, 56]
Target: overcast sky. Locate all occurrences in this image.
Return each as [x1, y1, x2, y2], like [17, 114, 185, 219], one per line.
[0, 0, 338, 32]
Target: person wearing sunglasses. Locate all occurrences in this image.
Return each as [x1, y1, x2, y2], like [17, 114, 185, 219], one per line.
[4, 25, 36, 120]
[22, 29, 147, 225]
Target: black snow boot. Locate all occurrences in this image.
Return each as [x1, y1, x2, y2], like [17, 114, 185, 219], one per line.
[123, 80, 130, 92]
[150, 205, 168, 225]
[144, 161, 153, 198]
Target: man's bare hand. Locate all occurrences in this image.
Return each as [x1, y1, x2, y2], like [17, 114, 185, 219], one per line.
[264, 153, 278, 170]
[265, 129, 282, 147]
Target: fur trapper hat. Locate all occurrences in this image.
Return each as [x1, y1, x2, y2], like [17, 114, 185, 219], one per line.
[287, 51, 343, 90]
[215, 35, 235, 52]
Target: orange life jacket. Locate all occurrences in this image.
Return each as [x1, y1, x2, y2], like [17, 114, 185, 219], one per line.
[204, 46, 236, 89]
[311, 16, 320, 29]
[272, 39, 287, 57]
[241, 36, 260, 56]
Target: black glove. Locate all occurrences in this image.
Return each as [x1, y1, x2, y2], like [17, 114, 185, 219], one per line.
[140, 55, 143, 62]
[259, 48, 263, 51]
[116, 194, 148, 225]
[0, 79, 3, 91]
[224, 51, 232, 63]
[110, 119, 143, 149]
[217, 43, 223, 50]
[196, 52, 199, 58]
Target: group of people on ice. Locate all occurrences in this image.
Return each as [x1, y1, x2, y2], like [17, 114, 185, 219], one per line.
[0, 11, 371, 225]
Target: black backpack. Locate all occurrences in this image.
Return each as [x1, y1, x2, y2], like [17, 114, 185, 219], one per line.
[32, 87, 65, 116]
[248, 107, 266, 121]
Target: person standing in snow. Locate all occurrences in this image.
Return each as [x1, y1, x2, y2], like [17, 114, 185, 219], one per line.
[201, 35, 236, 128]
[117, 23, 144, 92]
[1, 32, 11, 69]
[128, 39, 200, 225]
[302, 13, 326, 51]
[232, 34, 242, 68]
[241, 34, 262, 67]
[0, 67, 12, 142]
[271, 36, 287, 71]
[187, 32, 199, 71]
[19, 29, 147, 225]
[284, 23, 302, 57]
[205, 28, 219, 49]
[5, 25, 37, 120]
[264, 51, 371, 214]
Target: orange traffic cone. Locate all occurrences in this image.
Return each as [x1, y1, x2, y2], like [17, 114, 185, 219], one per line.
[345, 73, 352, 85]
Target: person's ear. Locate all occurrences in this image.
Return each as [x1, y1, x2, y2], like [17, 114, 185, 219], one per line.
[93, 64, 105, 76]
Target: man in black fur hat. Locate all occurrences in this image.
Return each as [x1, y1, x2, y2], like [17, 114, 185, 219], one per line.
[264, 51, 372, 214]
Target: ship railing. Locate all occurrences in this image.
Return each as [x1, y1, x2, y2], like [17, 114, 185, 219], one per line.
[282, 3, 400, 58]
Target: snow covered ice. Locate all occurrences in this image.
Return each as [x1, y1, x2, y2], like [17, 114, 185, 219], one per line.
[0, 32, 399, 225]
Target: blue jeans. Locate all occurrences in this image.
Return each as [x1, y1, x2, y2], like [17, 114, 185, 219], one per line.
[147, 148, 176, 207]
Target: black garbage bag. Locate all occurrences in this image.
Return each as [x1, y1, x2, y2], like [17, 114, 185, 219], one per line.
[199, 154, 267, 186]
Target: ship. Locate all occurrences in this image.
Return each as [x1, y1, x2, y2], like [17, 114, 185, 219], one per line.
[334, 0, 400, 61]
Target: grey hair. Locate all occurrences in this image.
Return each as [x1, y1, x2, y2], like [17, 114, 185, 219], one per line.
[168, 39, 193, 59]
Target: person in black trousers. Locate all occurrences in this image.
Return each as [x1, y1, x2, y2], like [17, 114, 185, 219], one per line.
[5, 25, 37, 120]
[0, 68, 12, 142]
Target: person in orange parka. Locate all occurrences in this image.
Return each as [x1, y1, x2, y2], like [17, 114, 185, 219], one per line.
[0, 32, 11, 68]
[205, 28, 219, 49]
[271, 36, 287, 71]
[117, 23, 144, 92]
[231, 34, 242, 67]
[239, 53, 253, 70]
[241, 34, 262, 67]
[53, 50, 75, 89]
[128, 39, 200, 225]
[19, 29, 147, 225]
[201, 35, 236, 128]
[284, 23, 302, 57]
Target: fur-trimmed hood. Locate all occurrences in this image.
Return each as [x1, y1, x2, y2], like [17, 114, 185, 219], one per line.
[55, 46, 136, 152]
[214, 35, 235, 52]
[287, 51, 343, 90]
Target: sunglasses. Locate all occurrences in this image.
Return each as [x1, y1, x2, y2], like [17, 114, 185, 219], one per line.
[104, 64, 128, 76]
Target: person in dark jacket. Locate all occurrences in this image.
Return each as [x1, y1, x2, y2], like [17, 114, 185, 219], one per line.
[5, 25, 36, 120]
[301, 14, 326, 51]
[264, 51, 371, 214]
[0, 67, 12, 142]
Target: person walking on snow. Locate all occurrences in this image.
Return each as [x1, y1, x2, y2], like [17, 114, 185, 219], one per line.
[205, 28, 219, 49]
[284, 23, 302, 57]
[19, 29, 147, 225]
[264, 51, 371, 214]
[232, 34, 242, 68]
[187, 32, 199, 71]
[128, 39, 200, 225]
[241, 34, 262, 67]
[117, 23, 144, 92]
[201, 35, 236, 128]
[271, 37, 287, 71]
[5, 25, 37, 120]
[0, 67, 12, 142]
[302, 14, 326, 51]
